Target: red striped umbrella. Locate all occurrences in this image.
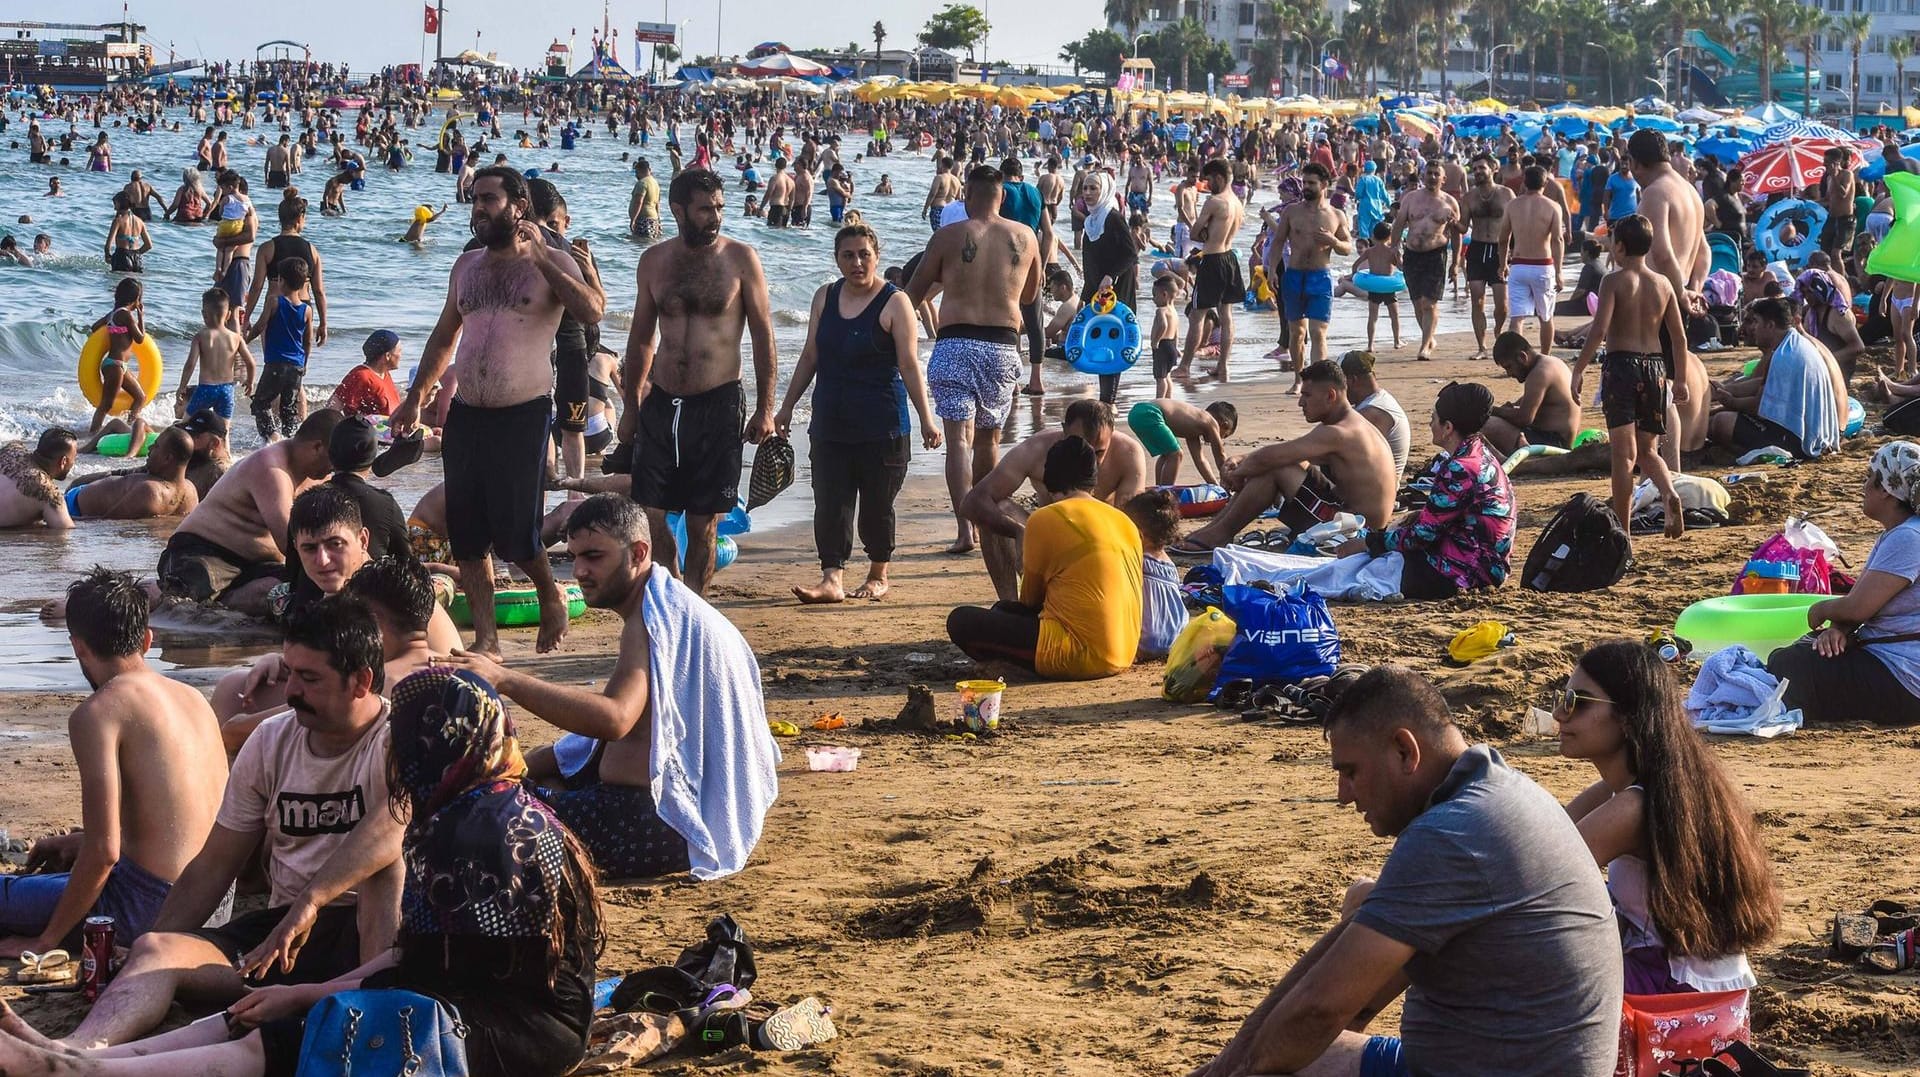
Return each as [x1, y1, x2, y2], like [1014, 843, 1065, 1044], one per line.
[1738, 139, 1866, 198]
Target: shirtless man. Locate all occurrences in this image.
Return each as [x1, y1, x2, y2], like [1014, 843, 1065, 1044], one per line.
[960, 399, 1152, 601]
[1185, 158, 1247, 380]
[1626, 129, 1710, 460]
[1440, 153, 1469, 293]
[0, 428, 76, 529]
[1499, 165, 1568, 354]
[1173, 162, 1201, 256]
[1460, 155, 1513, 357]
[1270, 161, 1352, 389]
[1037, 156, 1066, 232]
[1126, 397, 1238, 486]
[1484, 331, 1579, 455]
[1172, 361, 1398, 553]
[924, 156, 962, 233]
[1126, 156, 1154, 215]
[181, 410, 231, 498]
[155, 409, 338, 614]
[0, 569, 226, 959]
[210, 171, 257, 334]
[907, 164, 1043, 554]
[264, 135, 294, 189]
[392, 166, 602, 654]
[1821, 146, 1858, 263]
[61, 426, 198, 521]
[1394, 161, 1461, 361]
[790, 158, 817, 227]
[117, 170, 164, 221]
[622, 167, 777, 596]
[763, 157, 795, 228]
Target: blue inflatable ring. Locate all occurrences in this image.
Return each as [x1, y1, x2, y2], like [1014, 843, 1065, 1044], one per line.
[1846, 396, 1865, 437]
[1753, 199, 1827, 268]
[1354, 271, 1406, 296]
[1065, 300, 1143, 376]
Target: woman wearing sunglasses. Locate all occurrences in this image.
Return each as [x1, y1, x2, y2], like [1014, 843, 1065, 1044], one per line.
[1555, 640, 1779, 994]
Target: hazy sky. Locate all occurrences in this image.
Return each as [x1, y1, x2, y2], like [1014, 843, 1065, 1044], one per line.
[54, 0, 1099, 71]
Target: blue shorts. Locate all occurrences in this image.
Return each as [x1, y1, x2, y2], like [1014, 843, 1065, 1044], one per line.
[64, 485, 83, 520]
[186, 382, 236, 419]
[1282, 267, 1335, 323]
[1128, 191, 1149, 213]
[1362, 1035, 1410, 1077]
[0, 858, 175, 947]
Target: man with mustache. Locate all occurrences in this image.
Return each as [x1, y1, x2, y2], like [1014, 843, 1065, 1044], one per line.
[620, 167, 778, 597]
[391, 166, 604, 658]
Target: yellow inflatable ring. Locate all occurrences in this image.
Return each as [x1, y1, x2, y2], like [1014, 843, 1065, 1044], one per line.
[78, 328, 163, 412]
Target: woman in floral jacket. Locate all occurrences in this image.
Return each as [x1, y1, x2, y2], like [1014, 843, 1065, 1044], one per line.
[1363, 381, 1516, 599]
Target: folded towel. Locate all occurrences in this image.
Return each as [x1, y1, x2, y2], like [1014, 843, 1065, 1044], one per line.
[1212, 546, 1405, 603]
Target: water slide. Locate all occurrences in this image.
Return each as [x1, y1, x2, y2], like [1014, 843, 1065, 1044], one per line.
[1685, 28, 1817, 108]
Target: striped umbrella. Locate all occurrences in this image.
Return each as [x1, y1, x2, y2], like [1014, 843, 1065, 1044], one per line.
[1759, 120, 1862, 145]
[1738, 139, 1865, 197]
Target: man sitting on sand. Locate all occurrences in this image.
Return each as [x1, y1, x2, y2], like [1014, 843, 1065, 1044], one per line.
[51, 597, 403, 1050]
[154, 409, 340, 615]
[1340, 351, 1411, 476]
[450, 494, 779, 881]
[1189, 667, 1622, 1077]
[0, 428, 76, 529]
[1171, 361, 1398, 554]
[1707, 297, 1846, 461]
[1127, 398, 1238, 487]
[1483, 331, 1579, 455]
[962, 400, 1151, 602]
[0, 569, 228, 958]
[61, 426, 199, 521]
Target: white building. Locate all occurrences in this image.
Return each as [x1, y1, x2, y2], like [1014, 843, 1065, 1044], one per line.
[1804, 0, 1920, 108]
[1112, 1, 1351, 88]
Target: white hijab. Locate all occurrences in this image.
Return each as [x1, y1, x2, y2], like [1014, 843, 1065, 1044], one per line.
[1083, 171, 1118, 243]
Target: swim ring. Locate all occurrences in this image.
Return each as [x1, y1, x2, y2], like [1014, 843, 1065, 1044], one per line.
[1160, 483, 1230, 518]
[77, 328, 163, 412]
[1673, 592, 1823, 659]
[93, 430, 160, 457]
[1866, 171, 1920, 283]
[1500, 444, 1569, 473]
[449, 580, 587, 629]
[665, 512, 740, 572]
[1572, 428, 1606, 449]
[1741, 357, 1761, 377]
[1846, 396, 1865, 437]
[1753, 199, 1827, 268]
[1353, 271, 1406, 296]
[1064, 300, 1142, 376]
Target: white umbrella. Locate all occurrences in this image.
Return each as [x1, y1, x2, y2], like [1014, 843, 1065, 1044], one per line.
[736, 52, 832, 77]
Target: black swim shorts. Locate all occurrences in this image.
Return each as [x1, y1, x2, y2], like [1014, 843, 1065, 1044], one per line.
[1403, 246, 1448, 303]
[190, 904, 361, 988]
[553, 346, 590, 433]
[1729, 413, 1808, 458]
[1276, 465, 1347, 535]
[1600, 351, 1670, 435]
[1522, 425, 1571, 450]
[158, 531, 286, 603]
[1152, 338, 1179, 379]
[1193, 250, 1246, 310]
[1464, 239, 1504, 284]
[631, 380, 745, 516]
[441, 395, 551, 565]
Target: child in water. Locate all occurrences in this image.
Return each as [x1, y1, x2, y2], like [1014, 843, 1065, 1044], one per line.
[1150, 274, 1182, 399]
[177, 287, 255, 420]
[1343, 221, 1403, 352]
[86, 278, 151, 454]
[1125, 490, 1185, 659]
[404, 203, 449, 245]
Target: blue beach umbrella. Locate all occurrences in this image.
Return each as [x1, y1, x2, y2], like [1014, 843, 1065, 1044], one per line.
[1697, 135, 1758, 165]
[1761, 120, 1857, 144]
[1862, 143, 1920, 181]
[1451, 114, 1508, 135]
[1624, 115, 1684, 134]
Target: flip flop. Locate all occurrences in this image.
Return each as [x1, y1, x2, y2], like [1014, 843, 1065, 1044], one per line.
[753, 997, 837, 1051]
[13, 950, 73, 985]
[1167, 539, 1215, 559]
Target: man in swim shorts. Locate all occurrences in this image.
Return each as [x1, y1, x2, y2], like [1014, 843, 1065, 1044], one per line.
[63, 426, 198, 521]
[391, 167, 603, 655]
[908, 164, 1043, 554]
[209, 171, 256, 334]
[622, 167, 778, 597]
[1127, 397, 1238, 487]
[1460, 155, 1512, 357]
[1270, 162, 1351, 388]
[1485, 332, 1580, 454]
[1185, 158, 1246, 379]
[1393, 161, 1460, 361]
[1500, 165, 1567, 355]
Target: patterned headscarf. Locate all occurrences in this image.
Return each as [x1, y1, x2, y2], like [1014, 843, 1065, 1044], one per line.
[1870, 441, 1920, 508]
[389, 668, 564, 940]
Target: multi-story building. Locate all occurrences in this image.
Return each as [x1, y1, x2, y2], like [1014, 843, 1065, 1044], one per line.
[1802, 0, 1920, 108]
[1112, 1, 1351, 87]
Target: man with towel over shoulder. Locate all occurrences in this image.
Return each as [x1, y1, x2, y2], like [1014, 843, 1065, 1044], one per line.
[448, 493, 778, 880]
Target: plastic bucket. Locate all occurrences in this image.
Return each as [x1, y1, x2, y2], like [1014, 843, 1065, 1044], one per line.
[955, 679, 1006, 732]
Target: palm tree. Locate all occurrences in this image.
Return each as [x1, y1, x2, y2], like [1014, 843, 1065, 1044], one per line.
[1738, 0, 1803, 107]
[1841, 12, 1873, 116]
[873, 20, 886, 62]
[1788, 4, 1828, 117]
[1892, 35, 1913, 109]
[1106, 0, 1153, 39]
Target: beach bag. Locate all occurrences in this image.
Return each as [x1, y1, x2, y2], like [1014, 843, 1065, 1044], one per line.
[1887, 397, 1920, 436]
[1731, 518, 1839, 596]
[295, 990, 470, 1077]
[609, 915, 757, 1015]
[1521, 494, 1632, 593]
[1211, 584, 1340, 700]
[746, 436, 794, 510]
[1163, 606, 1236, 703]
[1614, 989, 1751, 1077]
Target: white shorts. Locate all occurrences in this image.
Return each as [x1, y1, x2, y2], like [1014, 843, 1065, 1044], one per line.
[1172, 222, 1194, 257]
[1507, 263, 1558, 319]
[1869, 212, 1895, 242]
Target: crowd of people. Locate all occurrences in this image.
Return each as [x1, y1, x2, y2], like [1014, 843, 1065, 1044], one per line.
[2, 64, 1920, 1074]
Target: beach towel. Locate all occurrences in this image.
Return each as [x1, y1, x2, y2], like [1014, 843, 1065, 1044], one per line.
[642, 564, 781, 880]
[1757, 330, 1841, 458]
[1685, 645, 1803, 737]
[1212, 545, 1406, 603]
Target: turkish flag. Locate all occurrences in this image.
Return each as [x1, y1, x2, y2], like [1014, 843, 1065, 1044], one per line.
[423, 4, 439, 33]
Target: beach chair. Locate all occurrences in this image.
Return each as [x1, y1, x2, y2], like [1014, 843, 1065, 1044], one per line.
[1708, 233, 1741, 278]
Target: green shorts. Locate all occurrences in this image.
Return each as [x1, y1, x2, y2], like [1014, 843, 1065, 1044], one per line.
[1127, 401, 1181, 457]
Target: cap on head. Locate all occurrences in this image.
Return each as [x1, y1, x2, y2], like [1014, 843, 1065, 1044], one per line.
[180, 410, 229, 439]
[362, 329, 400, 361]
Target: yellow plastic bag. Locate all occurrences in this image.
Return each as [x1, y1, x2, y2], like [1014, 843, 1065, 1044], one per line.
[1163, 607, 1237, 703]
[1446, 620, 1512, 665]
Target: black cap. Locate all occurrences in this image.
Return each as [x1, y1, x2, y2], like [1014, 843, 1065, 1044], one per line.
[371, 427, 426, 478]
[179, 410, 228, 438]
[329, 415, 380, 472]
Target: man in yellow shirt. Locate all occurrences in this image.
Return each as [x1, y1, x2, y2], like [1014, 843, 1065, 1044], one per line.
[946, 437, 1143, 679]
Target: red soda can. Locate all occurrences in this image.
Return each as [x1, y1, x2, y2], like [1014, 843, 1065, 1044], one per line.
[81, 915, 115, 1001]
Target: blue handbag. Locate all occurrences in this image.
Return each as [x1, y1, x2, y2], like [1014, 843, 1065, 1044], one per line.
[1211, 583, 1341, 699]
[295, 989, 471, 1077]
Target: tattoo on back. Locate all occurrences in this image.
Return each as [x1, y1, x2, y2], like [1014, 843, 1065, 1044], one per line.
[961, 234, 978, 264]
[1009, 231, 1027, 267]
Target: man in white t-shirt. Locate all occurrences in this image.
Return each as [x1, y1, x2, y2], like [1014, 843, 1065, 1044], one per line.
[56, 596, 403, 1050]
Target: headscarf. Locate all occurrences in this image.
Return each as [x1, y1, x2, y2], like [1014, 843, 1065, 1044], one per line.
[1083, 171, 1117, 243]
[390, 667, 564, 940]
[1870, 441, 1920, 509]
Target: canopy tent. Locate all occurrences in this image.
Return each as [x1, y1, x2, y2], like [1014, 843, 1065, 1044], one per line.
[676, 66, 714, 82]
[736, 52, 832, 77]
[571, 53, 633, 81]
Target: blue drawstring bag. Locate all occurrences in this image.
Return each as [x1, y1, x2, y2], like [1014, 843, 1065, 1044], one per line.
[295, 990, 470, 1077]
[1211, 584, 1340, 700]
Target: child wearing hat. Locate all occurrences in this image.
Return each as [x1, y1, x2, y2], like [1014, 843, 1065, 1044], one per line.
[328, 329, 404, 419]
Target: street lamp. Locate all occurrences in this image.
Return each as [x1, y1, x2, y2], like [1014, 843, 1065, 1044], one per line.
[1658, 46, 1684, 105]
[1584, 41, 1613, 105]
[1133, 32, 1151, 57]
[1486, 41, 1516, 97]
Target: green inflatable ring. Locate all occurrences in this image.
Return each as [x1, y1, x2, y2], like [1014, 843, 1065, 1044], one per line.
[1571, 428, 1606, 449]
[1673, 593, 1823, 660]
[93, 431, 160, 457]
[450, 580, 587, 628]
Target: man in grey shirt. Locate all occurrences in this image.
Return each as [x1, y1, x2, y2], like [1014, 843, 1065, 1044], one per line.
[1190, 666, 1621, 1077]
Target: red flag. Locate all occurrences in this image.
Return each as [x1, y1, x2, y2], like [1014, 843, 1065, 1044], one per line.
[423, 4, 439, 33]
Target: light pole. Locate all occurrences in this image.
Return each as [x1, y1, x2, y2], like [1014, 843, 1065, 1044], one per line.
[1486, 41, 1516, 98]
[1133, 32, 1151, 57]
[1584, 41, 1613, 105]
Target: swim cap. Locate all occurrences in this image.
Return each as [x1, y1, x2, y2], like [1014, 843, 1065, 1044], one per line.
[1871, 441, 1920, 507]
[363, 329, 400, 360]
[412, 205, 432, 224]
[1363, 160, 1376, 173]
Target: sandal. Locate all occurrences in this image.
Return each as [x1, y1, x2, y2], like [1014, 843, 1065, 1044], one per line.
[13, 950, 73, 985]
[1167, 539, 1215, 559]
[1695, 1042, 1811, 1077]
[1831, 900, 1918, 961]
[1865, 926, 1920, 972]
[752, 996, 837, 1051]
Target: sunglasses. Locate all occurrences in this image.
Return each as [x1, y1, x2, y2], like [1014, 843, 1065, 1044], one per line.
[1554, 684, 1613, 714]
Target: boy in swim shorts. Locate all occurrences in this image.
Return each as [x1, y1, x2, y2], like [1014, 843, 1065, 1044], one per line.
[1150, 275, 1181, 398]
[176, 288, 255, 420]
[1127, 397, 1238, 487]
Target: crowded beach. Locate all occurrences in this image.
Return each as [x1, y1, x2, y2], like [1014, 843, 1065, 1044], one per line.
[0, 20, 1919, 1077]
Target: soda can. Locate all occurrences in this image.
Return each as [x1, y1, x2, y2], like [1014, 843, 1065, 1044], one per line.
[81, 915, 115, 1001]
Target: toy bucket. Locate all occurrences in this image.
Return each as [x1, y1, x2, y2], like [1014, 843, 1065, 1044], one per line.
[955, 679, 1006, 732]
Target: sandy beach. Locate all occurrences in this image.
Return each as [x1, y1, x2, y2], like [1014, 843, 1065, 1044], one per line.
[5, 318, 1919, 1075]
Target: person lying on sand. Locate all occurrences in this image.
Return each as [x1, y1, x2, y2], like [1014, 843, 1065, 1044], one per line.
[62, 426, 199, 520]
[1483, 332, 1579, 456]
[1188, 667, 1622, 1077]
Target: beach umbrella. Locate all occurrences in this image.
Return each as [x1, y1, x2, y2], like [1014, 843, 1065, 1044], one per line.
[1697, 135, 1758, 165]
[1676, 106, 1724, 125]
[1631, 95, 1674, 114]
[736, 52, 832, 77]
[1862, 142, 1920, 180]
[1748, 101, 1801, 124]
[1396, 111, 1439, 138]
[1452, 113, 1508, 134]
[1760, 119, 1860, 145]
[1738, 140, 1864, 197]
[1551, 114, 1606, 139]
[1619, 114, 1684, 133]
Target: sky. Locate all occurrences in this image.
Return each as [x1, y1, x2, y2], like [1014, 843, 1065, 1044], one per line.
[50, 0, 1101, 72]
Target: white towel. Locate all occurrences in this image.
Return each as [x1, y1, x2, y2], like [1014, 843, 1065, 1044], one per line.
[1212, 546, 1406, 603]
[641, 564, 781, 880]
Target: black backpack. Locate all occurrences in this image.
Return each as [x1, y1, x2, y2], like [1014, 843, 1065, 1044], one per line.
[1521, 493, 1631, 593]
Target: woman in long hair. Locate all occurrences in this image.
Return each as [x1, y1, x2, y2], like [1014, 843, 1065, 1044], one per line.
[1555, 640, 1779, 994]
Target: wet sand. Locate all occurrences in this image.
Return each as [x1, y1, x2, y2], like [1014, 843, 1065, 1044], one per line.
[4, 320, 1918, 1075]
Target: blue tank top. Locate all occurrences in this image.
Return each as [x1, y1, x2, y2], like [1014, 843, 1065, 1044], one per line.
[810, 281, 909, 443]
[265, 295, 309, 369]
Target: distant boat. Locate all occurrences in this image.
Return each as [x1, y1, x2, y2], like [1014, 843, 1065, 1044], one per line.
[0, 18, 156, 91]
